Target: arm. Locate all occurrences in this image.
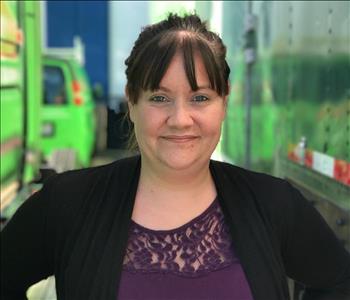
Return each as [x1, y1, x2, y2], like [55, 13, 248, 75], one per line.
[282, 182, 350, 300]
[1, 183, 55, 299]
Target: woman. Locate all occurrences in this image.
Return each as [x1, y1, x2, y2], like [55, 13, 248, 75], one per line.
[2, 13, 350, 300]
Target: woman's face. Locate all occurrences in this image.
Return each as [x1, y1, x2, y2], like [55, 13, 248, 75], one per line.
[128, 52, 227, 172]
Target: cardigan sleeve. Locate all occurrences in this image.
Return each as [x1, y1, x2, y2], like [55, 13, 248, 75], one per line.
[281, 182, 350, 300]
[1, 180, 55, 300]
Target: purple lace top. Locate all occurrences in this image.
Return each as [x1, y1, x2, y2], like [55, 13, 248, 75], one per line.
[117, 197, 253, 300]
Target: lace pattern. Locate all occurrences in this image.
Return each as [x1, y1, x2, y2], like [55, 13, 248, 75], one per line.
[123, 198, 237, 278]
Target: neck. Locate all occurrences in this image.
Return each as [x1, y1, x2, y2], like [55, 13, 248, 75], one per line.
[137, 156, 216, 207]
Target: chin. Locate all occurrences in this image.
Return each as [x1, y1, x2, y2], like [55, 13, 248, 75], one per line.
[159, 153, 208, 171]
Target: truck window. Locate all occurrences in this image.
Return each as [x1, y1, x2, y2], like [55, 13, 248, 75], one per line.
[43, 66, 67, 105]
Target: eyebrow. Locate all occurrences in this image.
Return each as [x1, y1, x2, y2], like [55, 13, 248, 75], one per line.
[157, 85, 212, 93]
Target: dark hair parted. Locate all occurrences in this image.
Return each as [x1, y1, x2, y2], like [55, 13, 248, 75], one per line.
[125, 13, 231, 104]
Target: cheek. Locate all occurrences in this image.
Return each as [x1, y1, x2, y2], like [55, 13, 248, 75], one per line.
[201, 108, 225, 134]
[134, 108, 163, 138]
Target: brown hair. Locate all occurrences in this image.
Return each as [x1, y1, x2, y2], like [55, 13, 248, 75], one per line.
[124, 13, 230, 150]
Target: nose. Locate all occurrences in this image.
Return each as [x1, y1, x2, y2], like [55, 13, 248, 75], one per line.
[167, 101, 194, 129]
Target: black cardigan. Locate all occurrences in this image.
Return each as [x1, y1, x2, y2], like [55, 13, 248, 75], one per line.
[2, 156, 350, 300]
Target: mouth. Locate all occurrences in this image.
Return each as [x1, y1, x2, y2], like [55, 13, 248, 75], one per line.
[161, 135, 199, 143]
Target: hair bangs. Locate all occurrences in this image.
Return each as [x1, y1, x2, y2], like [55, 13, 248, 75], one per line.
[141, 33, 178, 92]
[182, 36, 198, 91]
[180, 34, 228, 96]
[126, 33, 178, 103]
[196, 37, 226, 96]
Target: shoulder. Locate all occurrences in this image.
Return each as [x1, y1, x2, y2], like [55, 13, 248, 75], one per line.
[44, 155, 140, 192]
[40, 155, 140, 219]
[210, 159, 293, 196]
[209, 159, 309, 227]
[51, 154, 140, 184]
[36, 155, 140, 240]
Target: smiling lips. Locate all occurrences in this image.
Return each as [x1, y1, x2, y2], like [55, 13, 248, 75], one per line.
[161, 135, 199, 143]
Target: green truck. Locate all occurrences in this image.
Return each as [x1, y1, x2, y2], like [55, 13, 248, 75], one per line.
[219, 1, 350, 252]
[41, 55, 96, 172]
[1, 1, 96, 217]
[0, 0, 42, 212]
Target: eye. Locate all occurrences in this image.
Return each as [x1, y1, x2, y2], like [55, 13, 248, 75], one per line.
[149, 95, 168, 102]
[192, 95, 209, 102]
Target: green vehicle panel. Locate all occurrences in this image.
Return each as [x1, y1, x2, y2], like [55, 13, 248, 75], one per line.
[218, 1, 349, 250]
[219, 1, 349, 188]
[0, 0, 42, 210]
